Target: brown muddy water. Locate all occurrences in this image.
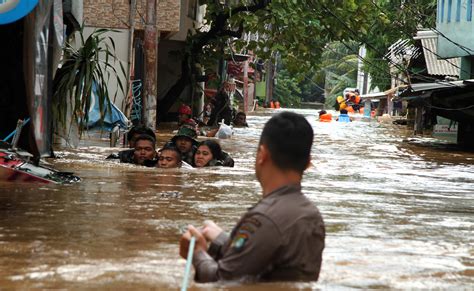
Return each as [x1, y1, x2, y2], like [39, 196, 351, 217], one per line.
[0, 109, 473, 289]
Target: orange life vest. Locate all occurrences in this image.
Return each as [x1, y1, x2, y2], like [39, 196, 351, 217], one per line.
[319, 113, 332, 122]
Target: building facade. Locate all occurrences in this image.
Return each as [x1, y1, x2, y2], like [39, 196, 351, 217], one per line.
[437, 0, 474, 79]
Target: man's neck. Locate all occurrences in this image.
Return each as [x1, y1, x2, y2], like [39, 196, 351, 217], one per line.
[261, 170, 302, 197]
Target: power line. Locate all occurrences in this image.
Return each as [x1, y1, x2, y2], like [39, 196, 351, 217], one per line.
[314, 0, 463, 89]
[395, 1, 474, 56]
[368, 0, 471, 78]
[313, 0, 424, 84]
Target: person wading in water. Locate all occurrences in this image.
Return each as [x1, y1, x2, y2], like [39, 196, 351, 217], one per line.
[179, 111, 325, 283]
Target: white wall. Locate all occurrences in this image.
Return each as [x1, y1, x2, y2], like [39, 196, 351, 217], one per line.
[75, 27, 131, 112]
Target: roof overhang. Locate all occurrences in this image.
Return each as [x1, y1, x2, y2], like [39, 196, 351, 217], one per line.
[360, 92, 387, 100]
[399, 80, 474, 98]
[360, 85, 407, 100]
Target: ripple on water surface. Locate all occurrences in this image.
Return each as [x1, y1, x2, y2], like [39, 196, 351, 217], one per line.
[0, 109, 473, 289]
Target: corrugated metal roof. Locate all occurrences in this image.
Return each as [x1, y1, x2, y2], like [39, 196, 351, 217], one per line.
[398, 80, 474, 97]
[415, 31, 460, 77]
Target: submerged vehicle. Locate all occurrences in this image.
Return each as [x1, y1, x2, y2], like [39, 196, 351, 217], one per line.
[0, 143, 80, 184]
[0, 120, 79, 184]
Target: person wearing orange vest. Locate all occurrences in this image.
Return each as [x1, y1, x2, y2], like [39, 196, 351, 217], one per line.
[345, 92, 362, 113]
[336, 95, 347, 110]
[318, 110, 332, 122]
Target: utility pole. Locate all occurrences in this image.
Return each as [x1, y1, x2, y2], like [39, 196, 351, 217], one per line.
[243, 59, 249, 112]
[143, 0, 157, 129]
[125, 0, 136, 118]
[265, 60, 274, 105]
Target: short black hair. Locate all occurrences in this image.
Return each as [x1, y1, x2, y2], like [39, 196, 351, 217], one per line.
[127, 125, 155, 141]
[160, 145, 182, 162]
[133, 134, 156, 148]
[259, 112, 313, 173]
[198, 139, 223, 161]
[340, 109, 348, 114]
[318, 110, 327, 116]
[235, 111, 246, 118]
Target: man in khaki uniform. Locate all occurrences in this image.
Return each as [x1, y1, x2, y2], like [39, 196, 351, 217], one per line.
[180, 111, 325, 282]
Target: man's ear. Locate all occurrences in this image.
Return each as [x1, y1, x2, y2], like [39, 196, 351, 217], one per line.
[256, 144, 268, 165]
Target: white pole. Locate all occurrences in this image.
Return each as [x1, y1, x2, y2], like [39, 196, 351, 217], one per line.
[181, 236, 196, 291]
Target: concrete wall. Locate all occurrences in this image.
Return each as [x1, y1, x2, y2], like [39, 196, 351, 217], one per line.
[437, 0, 474, 58]
[83, 0, 180, 32]
[74, 27, 130, 112]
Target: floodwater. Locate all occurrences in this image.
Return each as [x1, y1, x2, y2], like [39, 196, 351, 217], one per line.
[0, 109, 473, 289]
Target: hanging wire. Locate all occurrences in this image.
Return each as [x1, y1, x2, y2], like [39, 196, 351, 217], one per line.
[368, 0, 471, 78]
[313, 0, 463, 88]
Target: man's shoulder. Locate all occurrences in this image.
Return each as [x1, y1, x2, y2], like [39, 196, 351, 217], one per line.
[251, 190, 323, 230]
[118, 149, 134, 163]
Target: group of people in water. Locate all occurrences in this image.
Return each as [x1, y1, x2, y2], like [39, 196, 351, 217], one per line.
[318, 109, 353, 122]
[336, 89, 363, 113]
[106, 105, 249, 168]
[318, 89, 364, 122]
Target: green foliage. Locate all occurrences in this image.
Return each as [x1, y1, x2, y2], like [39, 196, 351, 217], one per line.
[362, 0, 437, 90]
[319, 42, 358, 108]
[197, 0, 381, 75]
[52, 27, 126, 135]
[174, 0, 437, 109]
[274, 69, 302, 107]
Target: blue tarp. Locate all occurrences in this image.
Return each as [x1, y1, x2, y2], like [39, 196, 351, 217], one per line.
[86, 83, 129, 131]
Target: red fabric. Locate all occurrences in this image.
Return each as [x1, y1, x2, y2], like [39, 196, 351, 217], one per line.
[178, 104, 192, 115]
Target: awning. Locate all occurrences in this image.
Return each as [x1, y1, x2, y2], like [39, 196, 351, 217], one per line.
[360, 92, 387, 100]
[414, 30, 460, 77]
[360, 85, 407, 100]
[399, 79, 474, 97]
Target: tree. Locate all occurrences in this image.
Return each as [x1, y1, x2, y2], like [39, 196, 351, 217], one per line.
[318, 42, 359, 108]
[362, 0, 438, 90]
[157, 0, 381, 119]
[274, 69, 302, 107]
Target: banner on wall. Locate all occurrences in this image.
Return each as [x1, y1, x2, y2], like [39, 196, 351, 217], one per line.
[0, 0, 39, 25]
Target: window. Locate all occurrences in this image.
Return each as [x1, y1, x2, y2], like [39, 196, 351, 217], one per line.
[468, 0, 473, 21]
[441, 0, 445, 22]
[456, 0, 461, 21]
[447, 0, 452, 22]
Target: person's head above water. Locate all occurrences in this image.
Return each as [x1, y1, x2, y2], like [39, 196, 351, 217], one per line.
[256, 112, 313, 195]
[127, 125, 155, 148]
[318, 110, 327, 116]
[133, 134, 157, 165]
[340, 109, 348, 114]
[194, 139, 223, 167]
[158, 146, 182, 168]
[233, 112, 247, 126]
[171, 126, 198, 154]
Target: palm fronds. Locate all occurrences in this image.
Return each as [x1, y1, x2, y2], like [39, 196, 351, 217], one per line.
[52, 27, 126, 136]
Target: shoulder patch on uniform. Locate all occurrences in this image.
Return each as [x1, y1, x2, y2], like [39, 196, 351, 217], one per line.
[243, 217, 262, 228]
[231, 232, 249, 251]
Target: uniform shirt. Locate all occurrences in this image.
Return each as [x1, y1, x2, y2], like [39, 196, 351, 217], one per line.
[105, 149, 134, 163]
[192, 184, 325, 282]
[181, 146, 196, 166]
